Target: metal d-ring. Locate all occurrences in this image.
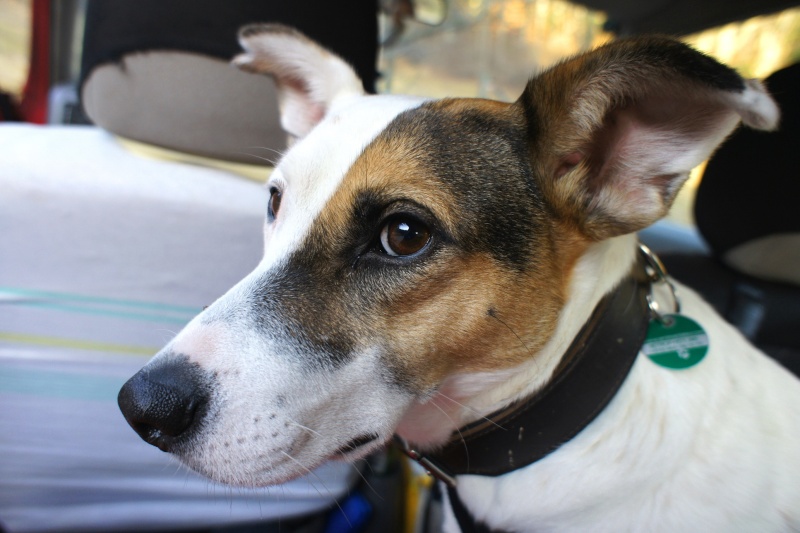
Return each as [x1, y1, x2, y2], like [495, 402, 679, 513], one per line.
[394, 435, 458, 487]
[639, 243, 681, 325]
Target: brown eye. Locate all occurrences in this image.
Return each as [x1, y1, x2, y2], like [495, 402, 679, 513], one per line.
[268, 187, 282, 221]
[380, 217, 431, 257]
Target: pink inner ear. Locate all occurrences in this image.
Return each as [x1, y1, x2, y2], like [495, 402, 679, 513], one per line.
[565, 90, 744, 239]
[282, 74, 310, 97]
[282, 73, 327, 124]
[277, 73, 328, 139]
[556, 151, 584, 178]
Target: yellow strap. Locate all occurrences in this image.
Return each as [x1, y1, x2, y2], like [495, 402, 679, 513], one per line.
[0, 332, 156, 356]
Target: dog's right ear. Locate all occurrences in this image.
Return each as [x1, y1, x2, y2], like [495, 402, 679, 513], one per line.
[233, 24, 365, 140]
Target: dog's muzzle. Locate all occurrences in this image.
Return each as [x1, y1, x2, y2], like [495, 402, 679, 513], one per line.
[117, 355, 210, 452]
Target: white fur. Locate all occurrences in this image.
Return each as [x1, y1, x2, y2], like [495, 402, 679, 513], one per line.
[731, 80, 781, 131]
[233, 26, 366, 138]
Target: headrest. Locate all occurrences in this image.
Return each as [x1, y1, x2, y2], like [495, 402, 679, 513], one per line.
[695, 62, 800, 285]
[79, 0, 378, 165]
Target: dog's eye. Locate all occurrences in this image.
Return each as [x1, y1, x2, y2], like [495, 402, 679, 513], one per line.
[267, 187, 282, 221]
[380, 216, 431, 257]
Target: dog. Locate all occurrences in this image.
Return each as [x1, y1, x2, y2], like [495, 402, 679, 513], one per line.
[119, 25, 800, 532]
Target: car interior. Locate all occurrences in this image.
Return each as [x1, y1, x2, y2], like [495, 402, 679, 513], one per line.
[1, 1, 798, 532]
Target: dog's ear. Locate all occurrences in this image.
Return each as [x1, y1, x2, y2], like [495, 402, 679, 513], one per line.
[233, 24, 365, 140]
[520, 36, 779, 241]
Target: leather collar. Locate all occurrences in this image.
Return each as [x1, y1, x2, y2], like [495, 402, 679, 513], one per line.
[398, 254, 652, 485]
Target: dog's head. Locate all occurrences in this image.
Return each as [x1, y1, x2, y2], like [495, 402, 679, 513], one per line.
[118, 25, 778, 486]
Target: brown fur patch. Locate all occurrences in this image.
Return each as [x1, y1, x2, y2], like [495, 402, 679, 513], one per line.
[303, 97, 575, 392]
[380, 252, 563, 391]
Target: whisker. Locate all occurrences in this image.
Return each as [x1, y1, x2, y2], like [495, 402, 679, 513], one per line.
[155, 328, 180, 344]
[286, 419, 323, 438]
[231, 151, 279, 166]
[488, 308, 532, 355]
[486, 307, 543, 377]
[245, 145, 286, 158]
[338, 457, 383, 500]
[436, 392, 506, 431]
[280, 451, 353, 528]
[359, 455, 377, 475]
[429, 400, 470, 471]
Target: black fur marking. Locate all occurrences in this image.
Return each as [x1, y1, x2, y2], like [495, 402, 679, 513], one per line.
[378, 101, 551, 270]
[625, 38, 745, 92]
[246, 261, 361, 370]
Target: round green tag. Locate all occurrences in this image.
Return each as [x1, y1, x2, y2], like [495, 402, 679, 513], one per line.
[642, 314, 709, 369]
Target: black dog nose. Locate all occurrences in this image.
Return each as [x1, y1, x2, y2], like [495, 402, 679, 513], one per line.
[118, 357, 209, 452]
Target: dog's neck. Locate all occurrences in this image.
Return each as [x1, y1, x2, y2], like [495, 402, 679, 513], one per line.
[395, 234, 639, 449]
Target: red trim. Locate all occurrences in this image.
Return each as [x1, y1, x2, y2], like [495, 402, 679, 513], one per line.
[19, 0, 50, 124]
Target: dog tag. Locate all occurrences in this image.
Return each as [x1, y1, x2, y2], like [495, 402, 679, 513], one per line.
[642, 314, 709, 369]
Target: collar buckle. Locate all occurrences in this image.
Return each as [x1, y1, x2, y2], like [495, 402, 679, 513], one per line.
[639, 243, 681, 324]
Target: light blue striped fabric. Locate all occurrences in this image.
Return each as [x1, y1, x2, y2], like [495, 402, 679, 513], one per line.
[1, 287, 201, 325]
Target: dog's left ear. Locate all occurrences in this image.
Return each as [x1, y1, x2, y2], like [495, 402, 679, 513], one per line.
[233, 24, 365, 140]
[521, 36, 779, 240]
